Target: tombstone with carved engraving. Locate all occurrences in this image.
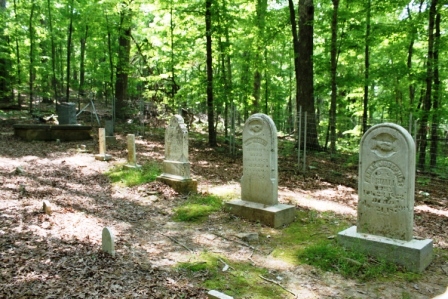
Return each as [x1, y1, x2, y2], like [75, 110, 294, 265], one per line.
[225, 113, 295, 228]
[157, 115, 197, 194]
[338, 123, 432, 272]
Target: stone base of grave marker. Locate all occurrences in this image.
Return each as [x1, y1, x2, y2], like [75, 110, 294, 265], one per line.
[225, 200, 295, 228]
[157, 175, 197, 194]
[338, 226, 433, 273]
[95, 153, 112, 161]
[157, 161, 197, 194]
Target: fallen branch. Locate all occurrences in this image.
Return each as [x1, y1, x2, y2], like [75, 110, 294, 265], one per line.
[212, 232, 257, 251]
[160, 233, 193, 252]
[259, 275, 297, 298]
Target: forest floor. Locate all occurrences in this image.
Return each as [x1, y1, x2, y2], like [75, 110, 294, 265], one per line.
[1, 115, 448, 298]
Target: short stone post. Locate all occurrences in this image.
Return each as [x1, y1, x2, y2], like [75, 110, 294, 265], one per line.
[225, 113, 295, 228]
[102, 227, 115, 257]
[338, 123, 433, 272]
[125, 134, 141, 169]
[95, 128, 112, 161]
[157, 115, 197, 194]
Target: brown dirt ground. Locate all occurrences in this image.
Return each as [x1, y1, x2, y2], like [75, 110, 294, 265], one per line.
[1, 119, 448, 299]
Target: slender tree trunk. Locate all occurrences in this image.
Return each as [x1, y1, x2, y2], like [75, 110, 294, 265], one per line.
[114, 7, 132, 119]
[206, 0, 217, 146]
[0, 0, 12, 102]
[13, 0, 21, 106]
[65, 0, 74, 102]
[29, 1, 36, 112]
[298, 0, 319, 149]
[417, 0, 437, 169]
[329, 0, 339, 154]
[288, 0, 300, 112]
[47, 0, 58, 103]
[105, 13, 114, 105]
[429, 11, 440, 170]
[79, 25, 88, 98]
[362, 0, 371, 134]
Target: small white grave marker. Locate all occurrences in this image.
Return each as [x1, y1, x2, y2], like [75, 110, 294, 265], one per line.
[102, 227, 115, 257]
[42, 200, 52, 215]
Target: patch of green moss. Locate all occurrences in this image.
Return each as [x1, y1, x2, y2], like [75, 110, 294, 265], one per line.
[176, 252, 290, 298]
[173, 194, 223, 222]
[105, 162, 161, 187]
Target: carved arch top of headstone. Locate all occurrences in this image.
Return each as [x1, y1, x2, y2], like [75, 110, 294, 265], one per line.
[358, 123, 415, 241]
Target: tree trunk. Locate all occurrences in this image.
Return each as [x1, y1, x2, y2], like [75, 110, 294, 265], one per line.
[429, 11, 440, 170]
[329, 0, 339, 154]
[79, 25, 88, 98]
[362, 0, 371, 134]
[29, 1, 36, 112]
[47, 0, 58, 102]
[206, 0, 217, 146]
[66, 0, 74, 102]
[298, 0, 319, 149]
[287, 0, 300, 112]
[0, 0, 12, 103]
[13, 0, 21, 106]
[114, 7, 132, 119]
[417, 0, 437, 169]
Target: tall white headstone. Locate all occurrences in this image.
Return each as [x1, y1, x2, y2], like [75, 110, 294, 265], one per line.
[157, 115, 197, 194]
[338, 123, 432, 272]
[226, 113, 295, 228]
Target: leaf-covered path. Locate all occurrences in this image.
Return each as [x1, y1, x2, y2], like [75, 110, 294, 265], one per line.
[1, 123, 447, 298]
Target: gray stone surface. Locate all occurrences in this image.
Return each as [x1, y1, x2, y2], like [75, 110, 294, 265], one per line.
[207, 290, 234, 299]
[125, 134, 141, 169]
[56, 102, 77, 125]
[105, 120, 114, 136]
[102, 227, 115, 257]
[226, 113, 295, 228]
[357, 123, 415, 240]
[95, 128, 112, 161]
[338, 123, 433, 272]
[338, 226, 433, 273]
[14, 124, 92, 141]
[157, 115, 196, 193]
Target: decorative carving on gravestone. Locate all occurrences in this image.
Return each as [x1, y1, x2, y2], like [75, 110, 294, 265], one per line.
[102, 227, 115, 257]
[338, 123, 433, 272]
[226, 113, 295, 228]
[95, 128, 112, 161]
[125, 134, 141, 169]
[157, 115, 197, 194]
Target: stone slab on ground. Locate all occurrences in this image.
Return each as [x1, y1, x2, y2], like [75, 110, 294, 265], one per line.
[338, 226, 433, 273]
[225, 200, 295, 228]
[207, 290, 234, 299]
[157, 175, 197, 194]
[14, 124, 92, 141]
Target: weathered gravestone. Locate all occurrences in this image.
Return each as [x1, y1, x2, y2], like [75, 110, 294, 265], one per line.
[225, 113, 295, 228]
[338, 123, 433, 272]
[157, 115, 197, 194]
[95, 128, 112, 161]
[125, 134, 141, 169]
[105, 120, 117, 143]
[42, 200, 52, 215]
[102, 227, 115, 257]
